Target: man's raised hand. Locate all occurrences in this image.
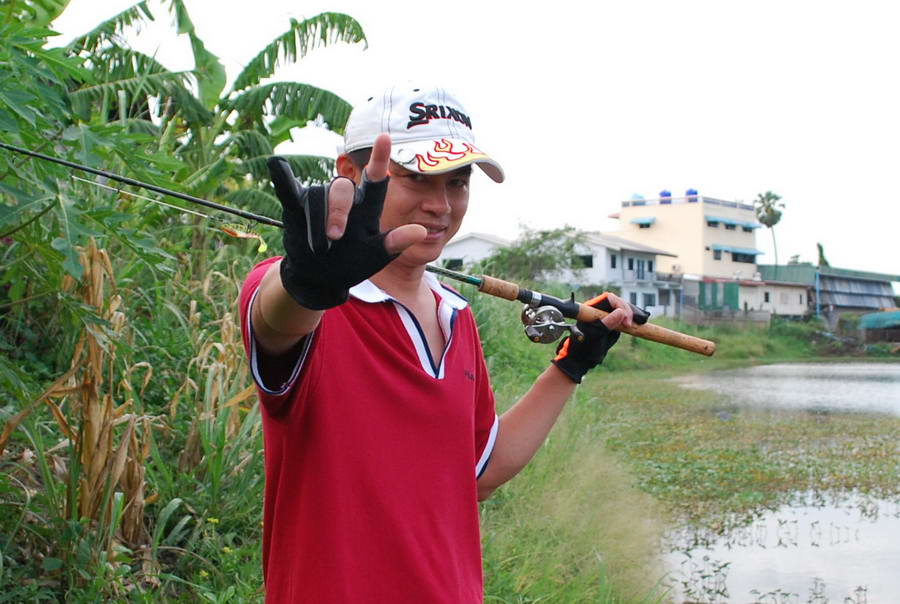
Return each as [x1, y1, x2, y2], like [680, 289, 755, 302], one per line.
[330, 134, 425, 254]
[266, 134, 425, 310]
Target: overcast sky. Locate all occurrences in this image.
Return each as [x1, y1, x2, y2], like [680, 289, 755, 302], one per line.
[52, 1, 900, 286]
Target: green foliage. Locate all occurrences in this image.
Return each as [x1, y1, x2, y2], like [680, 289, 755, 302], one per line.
[2, 0, 71, 27]
[753, 190, 783, 229]
[62, 1, 364, 282]
[66, 1, 154, 55]
[0, 4, 364, 600]
[231, 12, 366, 92]
[817, 241, 830, 267]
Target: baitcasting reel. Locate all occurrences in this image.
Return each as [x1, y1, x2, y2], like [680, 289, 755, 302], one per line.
[521, 303, 584, 344]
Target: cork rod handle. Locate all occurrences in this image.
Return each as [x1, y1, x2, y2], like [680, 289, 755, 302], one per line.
[575, 304, 716, 356]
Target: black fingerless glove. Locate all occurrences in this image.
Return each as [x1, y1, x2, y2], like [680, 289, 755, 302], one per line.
[551, 293, 647, 384]
[267, 157, 398, 310]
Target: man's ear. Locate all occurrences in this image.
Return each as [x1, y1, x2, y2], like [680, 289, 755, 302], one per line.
[335, 154, 362, 184]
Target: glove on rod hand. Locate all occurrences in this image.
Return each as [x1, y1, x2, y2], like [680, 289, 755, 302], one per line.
[552, 292, 637, 384]
[267, 134, 425, 310]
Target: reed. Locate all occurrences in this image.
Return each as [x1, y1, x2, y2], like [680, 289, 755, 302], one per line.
[0, 239, 158, 596]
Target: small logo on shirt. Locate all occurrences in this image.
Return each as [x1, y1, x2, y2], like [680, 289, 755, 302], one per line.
[464, 369, 475, 382]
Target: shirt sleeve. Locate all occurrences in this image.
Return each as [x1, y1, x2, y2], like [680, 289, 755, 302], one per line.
[470, 314, 499, 479]
[239, 257, 315, 415]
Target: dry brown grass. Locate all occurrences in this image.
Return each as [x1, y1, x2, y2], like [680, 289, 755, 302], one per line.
[0, 239, 157, 587]
[172, 270, 255, 473]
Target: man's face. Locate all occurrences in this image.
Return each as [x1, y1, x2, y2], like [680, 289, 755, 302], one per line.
[379, 162, 471, 266]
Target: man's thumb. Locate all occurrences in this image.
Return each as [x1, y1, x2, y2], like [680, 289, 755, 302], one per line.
[384, 224, 427, 254]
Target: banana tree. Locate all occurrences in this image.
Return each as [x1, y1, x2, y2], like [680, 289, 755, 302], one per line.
[66, 0, 365, 244]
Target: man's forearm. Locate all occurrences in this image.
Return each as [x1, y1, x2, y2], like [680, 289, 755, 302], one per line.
[252, 260, 324, 356]
[477, 365, 576, 499]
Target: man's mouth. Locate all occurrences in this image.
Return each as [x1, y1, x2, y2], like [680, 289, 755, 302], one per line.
[420, 224, 447, 236]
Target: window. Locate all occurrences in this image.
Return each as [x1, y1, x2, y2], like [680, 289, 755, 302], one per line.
[635, 259, 646, 280]
[648, 260, 654, 273]
[629, 292, 638, 305]
[764, 291, 770, 303]
[610, 254, 617, 269]
[732, 252, 755, 263]
[707, 220, 719, 228]
[445, 258, 463, 270]
[574, 254, 593, 268]
[742, 226, 754, 233]
[642, 293, 656, 307]
[713, 249, 722, 260]
[799, 294, 804, 304]
[627, 257, 634, 271]
[638, 223, 651, 229]
[725, 223, 736, 231]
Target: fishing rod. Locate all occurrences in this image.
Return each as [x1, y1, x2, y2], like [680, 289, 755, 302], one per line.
[427, 264, 715, 356]
[0, 141, 281, 228]
[1, 141, 716, 356]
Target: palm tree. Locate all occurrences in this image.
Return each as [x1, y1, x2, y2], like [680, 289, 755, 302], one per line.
[754, 190, 785, 277]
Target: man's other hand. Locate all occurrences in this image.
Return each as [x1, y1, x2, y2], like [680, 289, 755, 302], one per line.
[551, 292, 633, 384]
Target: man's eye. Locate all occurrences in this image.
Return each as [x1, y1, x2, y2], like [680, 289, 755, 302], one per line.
[450, 178, 470, 188]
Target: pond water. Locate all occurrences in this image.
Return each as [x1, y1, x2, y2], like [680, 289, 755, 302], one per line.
[674, 362, 900, 416]
[666, 363, 900, 603]
[665, 493, 900, 603]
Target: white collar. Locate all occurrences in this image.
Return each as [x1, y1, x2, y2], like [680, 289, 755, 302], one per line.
[348, 271, 468, 310]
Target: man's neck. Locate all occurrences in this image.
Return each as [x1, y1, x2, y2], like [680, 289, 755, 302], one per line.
[370, 260, 429, 302]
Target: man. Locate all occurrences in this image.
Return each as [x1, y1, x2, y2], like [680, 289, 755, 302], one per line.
[239, 83, 634, 603]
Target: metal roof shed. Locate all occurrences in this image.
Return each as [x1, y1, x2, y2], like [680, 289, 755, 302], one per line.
[859, 311, 900, 330]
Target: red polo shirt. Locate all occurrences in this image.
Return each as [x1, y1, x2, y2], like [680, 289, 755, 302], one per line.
[240, 258, 498, 603]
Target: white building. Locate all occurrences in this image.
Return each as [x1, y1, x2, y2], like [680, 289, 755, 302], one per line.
[570, 233, 681, 318]
[438, 231, 681, 318]
[438, 232, 511, 270]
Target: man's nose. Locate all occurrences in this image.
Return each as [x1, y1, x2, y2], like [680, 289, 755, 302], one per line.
[420, 185, 451, 214]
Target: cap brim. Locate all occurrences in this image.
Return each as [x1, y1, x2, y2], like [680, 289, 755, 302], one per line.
[391, 138, 505, 183]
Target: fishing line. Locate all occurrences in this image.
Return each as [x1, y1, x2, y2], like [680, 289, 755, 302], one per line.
[72, 175, 210, 218]
[71, 175, 268, 252]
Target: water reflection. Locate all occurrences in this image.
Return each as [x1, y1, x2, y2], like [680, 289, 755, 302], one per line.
[665, 492, 900, 603]
[674, 363, 900, 416]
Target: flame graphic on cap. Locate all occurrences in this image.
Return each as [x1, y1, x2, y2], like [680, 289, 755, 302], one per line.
[415, 139, 489, 173]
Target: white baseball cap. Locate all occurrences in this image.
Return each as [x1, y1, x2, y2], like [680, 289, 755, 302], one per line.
[341, 83, 505, 183]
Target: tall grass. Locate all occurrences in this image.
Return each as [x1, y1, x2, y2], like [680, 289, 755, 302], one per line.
[0, 242, 265, 601]
[0, 239, 158, 599]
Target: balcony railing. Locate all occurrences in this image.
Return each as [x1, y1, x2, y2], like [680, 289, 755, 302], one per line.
[654, 272, 683, 283]
[622, 196, 754, 212]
